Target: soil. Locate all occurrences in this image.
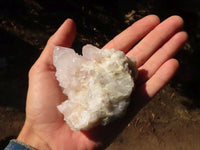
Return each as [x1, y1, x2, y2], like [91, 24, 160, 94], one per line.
[0, 0, 200, 149]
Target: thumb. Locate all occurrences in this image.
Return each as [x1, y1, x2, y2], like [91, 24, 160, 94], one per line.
[39, 19, 76, 65]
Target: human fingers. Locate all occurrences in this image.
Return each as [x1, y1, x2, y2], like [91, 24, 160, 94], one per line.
[137, 31, 188, 85]
[103, 15, 160, 52]
[135, 59, 179, 101]
[127, 16, 184, 67]
[39, 19, 76, 65]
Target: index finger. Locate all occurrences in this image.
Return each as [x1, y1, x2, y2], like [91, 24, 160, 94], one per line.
[103, 15, 160, 53]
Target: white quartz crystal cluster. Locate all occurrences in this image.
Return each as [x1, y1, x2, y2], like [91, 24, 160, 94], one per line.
[53, 44, 137, 131]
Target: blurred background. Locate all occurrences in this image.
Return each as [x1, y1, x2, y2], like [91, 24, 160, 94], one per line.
[0, 0, 200, 149]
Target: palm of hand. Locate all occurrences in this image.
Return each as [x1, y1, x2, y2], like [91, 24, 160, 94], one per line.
[26, 64, 98, 150]
[18, 15, 187, 150]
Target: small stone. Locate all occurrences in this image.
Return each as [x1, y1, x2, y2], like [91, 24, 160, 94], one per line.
[53, 44, 137, 131]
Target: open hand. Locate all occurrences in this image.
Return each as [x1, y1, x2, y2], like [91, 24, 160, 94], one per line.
[17, 15, 187, 150]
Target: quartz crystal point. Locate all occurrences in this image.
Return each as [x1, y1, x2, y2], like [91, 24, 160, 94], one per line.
[53, 44, 137, 131]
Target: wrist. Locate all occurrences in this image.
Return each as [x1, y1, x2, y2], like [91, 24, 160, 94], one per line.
[17, 122, 51, 150]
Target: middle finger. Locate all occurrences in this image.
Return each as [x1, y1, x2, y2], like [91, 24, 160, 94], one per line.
[126, 16, 184, 67]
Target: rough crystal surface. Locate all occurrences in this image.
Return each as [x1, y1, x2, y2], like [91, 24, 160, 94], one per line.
[53, 44, 137, 131]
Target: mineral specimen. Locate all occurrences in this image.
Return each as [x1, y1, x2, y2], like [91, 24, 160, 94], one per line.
[53, 44, 137, 131]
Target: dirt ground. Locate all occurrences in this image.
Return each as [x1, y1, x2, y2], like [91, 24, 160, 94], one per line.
[0, 0, 200, 149]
